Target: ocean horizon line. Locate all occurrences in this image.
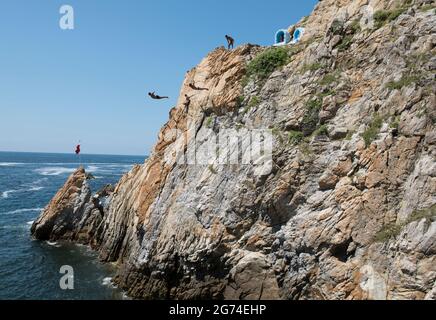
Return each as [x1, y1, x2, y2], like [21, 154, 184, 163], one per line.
[0, 150, 147, 158]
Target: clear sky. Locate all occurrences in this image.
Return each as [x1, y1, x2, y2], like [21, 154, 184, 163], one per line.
[0, 0, 318, 156]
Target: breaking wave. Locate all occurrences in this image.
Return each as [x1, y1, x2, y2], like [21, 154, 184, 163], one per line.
[0, 162, 24, 167]
[46, 241, 61, 247]
[102, 277, 116, 288]
[2, 187, 43, 199]
[35, 167, 76, 176]
[29, 187, 44, 192]
[2, 190, 16, 199]
[34, 164, 134, 176]
[87, 165, 99, 172]
[1, 180, 46, 199]
[2, 208, 44, 215]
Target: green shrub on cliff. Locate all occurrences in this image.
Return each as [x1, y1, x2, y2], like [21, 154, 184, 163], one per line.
[241, 96, 260, 114]
[206, 116, 213, 128]
[362, 114, 383, 147]
[318, 72, 340, 86]
[386, 75, 419, 90]
[271, 127, 285, 145]
[236, 95, 245, 107]
[390, 116, 400, 130]
[246, 47, 291, 81]
[314, 124, 328, 137]
[336, 35, 354, 52]
[302, 98, 322, 136]
[373, 8, 407, 29]
[374, 205, 436, 243]
[288, 130, 304, 145]
[300, 62, 323, 74]
[249, 96, 260, 108]
[409, 205, 436, 222]
[349, 19, 361, 34]
[419, 4, 436, 12]
[373, 223, 403, 243]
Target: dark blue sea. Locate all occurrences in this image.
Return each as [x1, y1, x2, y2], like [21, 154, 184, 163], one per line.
[0, 152, 144, 300]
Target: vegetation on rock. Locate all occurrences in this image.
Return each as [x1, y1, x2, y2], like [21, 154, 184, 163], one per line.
[302, 98, 322, 136]
[374, 205, 436, 243]
[318, 72, 340, 86]
[245, 47, 292, 82]
[288, 130, 304, 145]
[386, 75, 419, 90]
[362, 114, 383, 147]
[314, 124, 328, 137]
[300, 62, 323, 74]
[373, 8, 407, 29]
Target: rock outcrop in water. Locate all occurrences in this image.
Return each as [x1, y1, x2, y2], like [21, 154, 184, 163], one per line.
[31, 167, 111, 244]
[33, 0, 436, 300]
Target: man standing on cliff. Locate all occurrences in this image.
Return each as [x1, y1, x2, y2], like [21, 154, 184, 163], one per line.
[225, 35, 234, 50]
[183, 94, 191, 112]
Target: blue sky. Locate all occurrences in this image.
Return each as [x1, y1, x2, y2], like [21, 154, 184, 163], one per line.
[0, 0, 318, 156]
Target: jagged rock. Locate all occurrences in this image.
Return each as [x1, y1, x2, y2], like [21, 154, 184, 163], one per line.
[332, 158, 353, 177]
[96, 184, 115, 197]
[32, 0, 436, 300]
[31, 167, 109, 243]
[224, 252, 281, 300]
[319, 171, 339, 190]
[330, 127, 348, 139]
[86, 173, 96, 180]
[31, 167, 91, 241]
[319, 110, 334, 123]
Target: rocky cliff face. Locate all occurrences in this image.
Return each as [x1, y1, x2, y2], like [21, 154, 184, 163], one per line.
[32, 0, 436, 300]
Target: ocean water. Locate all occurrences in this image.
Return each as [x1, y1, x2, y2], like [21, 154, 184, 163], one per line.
[0, 152, 144, 300]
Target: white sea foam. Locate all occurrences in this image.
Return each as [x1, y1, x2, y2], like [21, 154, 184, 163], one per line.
[0, 225, 28, 230]
[0, 162, 24, 167]
[105, 164, 136, 168]
[38, 162, 138, 167]
[86, 165, 132, 174]
[2, 190, 15, 199]
[34, 165, 123, 176]
[35, 167, 76, 176]
[86, 165, 99, 172]
[1, 185, 44, 199]
[46, 241, 60, 247]
[1, 189, 28, 199]
[27, 220, 35, 225]
[29, 186, 44, 192]
[27, 179, 47, 192]
[32, 178, 49, 184]
[102, 277, 115, 287]
[121, 292, 131, 300]
[2, 208, 44, 215]
[32, 163, 135, 176]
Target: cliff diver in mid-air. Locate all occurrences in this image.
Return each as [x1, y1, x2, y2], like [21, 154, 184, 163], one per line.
[225, 35, 234, 50]
[75, 144, 81, 155]
[148, 91, 169, 100]
[189, 82, 208, 91]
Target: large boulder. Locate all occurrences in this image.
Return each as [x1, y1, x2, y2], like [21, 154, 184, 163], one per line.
[31, 167, 101, 243]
